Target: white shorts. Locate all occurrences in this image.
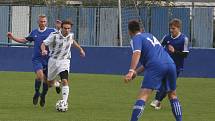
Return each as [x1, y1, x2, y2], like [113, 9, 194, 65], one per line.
[48, 58, 70, 81]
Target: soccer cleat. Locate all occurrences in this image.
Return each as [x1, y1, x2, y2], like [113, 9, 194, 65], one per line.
[56, 87, 61, 94]
[40, 94, 46, 107]
[150, 100, 161, 110]
[33, 92, 40, 105]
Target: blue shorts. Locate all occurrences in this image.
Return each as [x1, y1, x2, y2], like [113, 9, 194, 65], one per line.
[141, 63, 177, 92]
[32, 59, 48, 76]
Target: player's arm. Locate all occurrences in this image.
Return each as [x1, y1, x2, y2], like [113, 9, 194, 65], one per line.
[72, 40, 85, 57]
[174, 50, 189, 58]
[124, 37, 142, 83]
[135, 65, 144, 74]
[124, 51, 141, 83]
[41, 33, 55, 56]
[130, 65, 144, 80]
[7, 32, 28, 43]
[41, 43, 48, 56]
[170, 37, 189, 58]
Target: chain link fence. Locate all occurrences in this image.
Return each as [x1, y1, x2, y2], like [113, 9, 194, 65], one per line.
[0, 0, 214, 48]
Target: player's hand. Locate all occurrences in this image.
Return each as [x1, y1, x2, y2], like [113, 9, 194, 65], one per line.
[7, 32, 14, 39]
[168, 45, 175, 53]
[80, 49, 85, 58]
[132, 71, 137, 80]
[124, 71, 136, 83]
[41, 50, 48, 56]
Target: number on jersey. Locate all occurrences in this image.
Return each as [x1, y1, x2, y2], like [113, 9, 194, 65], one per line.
[147, 36, 161, 46]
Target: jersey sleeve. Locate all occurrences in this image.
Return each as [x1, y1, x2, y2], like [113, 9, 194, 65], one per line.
[70, 33, 74, 44]
[183, 36, 189, 52]
[43, 33, 55, 46]
[130, 36, 142, 53]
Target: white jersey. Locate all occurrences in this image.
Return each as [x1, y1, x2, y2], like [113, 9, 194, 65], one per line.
[44, 31, 74, 60]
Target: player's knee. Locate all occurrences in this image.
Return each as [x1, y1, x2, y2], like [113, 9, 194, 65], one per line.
[137, 88, 152, 102]
[59, 70, 69, 86]
[62, 79, 68, 86]
[168, 91, 177, 100]
[36, 74, 44, 81]
[36, 70, 44, 80]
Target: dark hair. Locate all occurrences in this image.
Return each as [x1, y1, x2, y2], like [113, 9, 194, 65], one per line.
[169, 18, 182, 28]
[128, 20, 141, 33]
[61, 20, 73, 28]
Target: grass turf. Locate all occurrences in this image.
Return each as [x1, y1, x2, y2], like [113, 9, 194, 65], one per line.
[0, 72, 214, 121]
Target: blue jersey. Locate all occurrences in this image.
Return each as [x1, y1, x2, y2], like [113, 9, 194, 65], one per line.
[161, 33, 189, 70]
[131, 32, 174, 67]
[26, 27, 55, 61]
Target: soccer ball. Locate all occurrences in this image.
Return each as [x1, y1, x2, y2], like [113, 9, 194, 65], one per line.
[56, 100, 68, 112]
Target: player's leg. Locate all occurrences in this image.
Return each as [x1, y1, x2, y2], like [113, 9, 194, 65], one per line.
[151, 68, 181, 109]
[33, 69, 44, 105]
[151, 80, 167, 109]
[167, 64, 182, 121]
[47, 79, 61, 94]
[131, 88, 152, 121]
[32, 60, 44, 105]
[130, 67, 164, 121]
[41, 66, 49, 96]
[168, 91, 182, 121]
[39, 68, 48, 107]
[59, 70, 69, 103]
[39, 58, 58, 107]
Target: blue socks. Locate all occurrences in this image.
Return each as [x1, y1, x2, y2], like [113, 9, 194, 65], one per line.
[130, 100, 145, 121]
[34, 79, 41, 95]
[34, 79, 48, 96]
[170, 98, 182, 121]
[41, 82, 48, 96]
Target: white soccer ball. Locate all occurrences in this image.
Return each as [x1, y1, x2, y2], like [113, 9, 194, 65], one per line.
[56, 100, 68, 112]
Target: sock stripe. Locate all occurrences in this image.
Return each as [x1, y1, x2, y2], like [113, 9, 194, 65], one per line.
[170, 99, 182, 121]
[177, 103, 182, 116]
[137, 106, 144, 118]
[173, 102, 182, 116]
[131, 100, 145, 121]
[133, 105, 144, 110]
[173, 103, 178, 115]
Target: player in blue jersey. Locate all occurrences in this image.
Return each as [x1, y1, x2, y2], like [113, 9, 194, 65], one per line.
[150, 18, 189, 110]
[7, 15, 56, 107]
[124, 20, 182, 121]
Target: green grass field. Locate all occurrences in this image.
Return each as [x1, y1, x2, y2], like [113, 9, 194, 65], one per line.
[0, 72, 214, 121]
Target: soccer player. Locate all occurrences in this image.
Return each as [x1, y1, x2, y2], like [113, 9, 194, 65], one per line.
[124, 20, 182, 121]
[41, 20, 85, 106]
[7, 15, 56, 107]
[150, 18, 189, 110]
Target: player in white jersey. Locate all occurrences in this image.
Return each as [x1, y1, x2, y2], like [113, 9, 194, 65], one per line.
[41, 20, 85, 106]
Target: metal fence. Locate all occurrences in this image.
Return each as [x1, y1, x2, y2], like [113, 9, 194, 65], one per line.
[0, 5, 214, 48]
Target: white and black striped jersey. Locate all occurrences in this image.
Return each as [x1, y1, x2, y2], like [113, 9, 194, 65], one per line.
[43, 31, 74, 60]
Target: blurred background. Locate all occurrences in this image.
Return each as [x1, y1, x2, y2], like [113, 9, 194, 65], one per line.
[0, 0, 214, 48]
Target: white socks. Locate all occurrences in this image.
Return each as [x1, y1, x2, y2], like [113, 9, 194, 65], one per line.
[62, 85, 69, 102]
